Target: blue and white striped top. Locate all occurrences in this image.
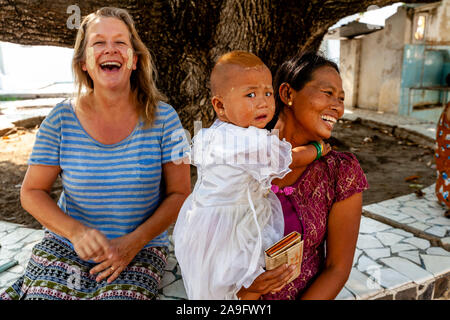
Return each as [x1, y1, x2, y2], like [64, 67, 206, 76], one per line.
[29, 100, 189, 248]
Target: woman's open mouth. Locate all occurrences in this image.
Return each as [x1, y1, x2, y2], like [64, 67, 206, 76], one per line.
[100, 61, 122, 72]
[321, 115, 337, 129]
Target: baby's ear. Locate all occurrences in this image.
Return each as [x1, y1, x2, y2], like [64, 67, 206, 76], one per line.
[211, 96, 225, 117]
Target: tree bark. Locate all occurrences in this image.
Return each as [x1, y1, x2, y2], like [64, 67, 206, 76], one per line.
[0, 0, 434, 133]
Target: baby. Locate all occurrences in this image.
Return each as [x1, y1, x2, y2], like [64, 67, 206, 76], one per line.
[173, 51, 328, 300]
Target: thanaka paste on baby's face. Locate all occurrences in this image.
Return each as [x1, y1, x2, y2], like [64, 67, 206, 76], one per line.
[213, 65, 275, 128]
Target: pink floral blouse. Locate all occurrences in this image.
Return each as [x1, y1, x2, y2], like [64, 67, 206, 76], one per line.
[262, 150, 369, 300]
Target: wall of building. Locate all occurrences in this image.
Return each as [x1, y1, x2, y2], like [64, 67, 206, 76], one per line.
[356, 34, 381, 110]
[357, 29, 386, 111]
[377, 7, 410, 114]
[339, 39, 360, 110]
[357, 6, 409, 113]
[339, 6, 410, 112]
[424, 0, 450, 43]
[340, 1, 449, 121]
[398, 1, 450, 122]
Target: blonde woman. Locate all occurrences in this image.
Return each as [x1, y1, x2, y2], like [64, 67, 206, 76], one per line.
[1, 7, 190, 300]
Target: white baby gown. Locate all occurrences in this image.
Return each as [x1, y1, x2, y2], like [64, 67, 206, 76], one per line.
[173, 119, 292, 300]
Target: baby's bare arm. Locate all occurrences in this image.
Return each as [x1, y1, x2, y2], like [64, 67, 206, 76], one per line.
[290, 141, 331, 169]
[291, 144, 317, 168]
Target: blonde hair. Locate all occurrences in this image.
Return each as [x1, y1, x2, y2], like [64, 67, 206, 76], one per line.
[210, 51, 266, 96]
[72, 7, 165, 127]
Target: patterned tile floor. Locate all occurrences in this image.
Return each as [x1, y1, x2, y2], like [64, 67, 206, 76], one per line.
[338, 190, 449, 300]
[0, 107, 448, 300]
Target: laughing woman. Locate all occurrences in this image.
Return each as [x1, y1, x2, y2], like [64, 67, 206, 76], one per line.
[237, 52, 369, 300]
[0, 7, 190, 300]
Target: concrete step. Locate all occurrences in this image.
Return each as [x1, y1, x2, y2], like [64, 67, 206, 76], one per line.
[337, 215, 449, 300]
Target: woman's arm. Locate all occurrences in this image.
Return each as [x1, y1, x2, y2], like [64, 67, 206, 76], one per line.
[237, 264, 298, 300]
[299, 192, 363, 299]
[125, 159, 191, 249]
[21, 165, 111, 260]
[91, 159, 191, 282]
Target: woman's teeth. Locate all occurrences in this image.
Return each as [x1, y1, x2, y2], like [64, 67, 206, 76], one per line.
[321, 115, 337, 126]
[322, 116, 337, 124]
[100, 61, 122, 70]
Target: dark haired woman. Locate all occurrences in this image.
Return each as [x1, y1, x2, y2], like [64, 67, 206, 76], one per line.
[237, 52, 369, 300]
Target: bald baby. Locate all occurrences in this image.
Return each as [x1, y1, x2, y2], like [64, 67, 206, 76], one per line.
[209, 50, 275, 129]
[210, 51, 269, 98]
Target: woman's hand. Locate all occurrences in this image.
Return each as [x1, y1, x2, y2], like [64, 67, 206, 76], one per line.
[88, 160, 190, 284]
[70, 225, 112, 262]
[89, 233, 141, 283]
[237, 264, 298, 300]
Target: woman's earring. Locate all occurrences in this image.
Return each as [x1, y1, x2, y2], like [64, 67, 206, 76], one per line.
[288, 101, 293, 107]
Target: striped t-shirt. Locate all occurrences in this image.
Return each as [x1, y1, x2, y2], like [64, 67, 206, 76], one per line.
[29, 100, 189, 248]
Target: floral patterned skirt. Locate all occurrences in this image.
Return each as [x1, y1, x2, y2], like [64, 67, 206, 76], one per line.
[0, 233, 168, 300]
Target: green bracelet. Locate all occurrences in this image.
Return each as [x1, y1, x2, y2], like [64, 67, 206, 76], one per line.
[310, 141, 322, 160]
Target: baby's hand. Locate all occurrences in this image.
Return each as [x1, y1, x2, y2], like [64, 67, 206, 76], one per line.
[320, 141, 331, 157]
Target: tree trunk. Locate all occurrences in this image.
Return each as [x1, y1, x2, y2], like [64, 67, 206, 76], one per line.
[0, 0, 433, 133]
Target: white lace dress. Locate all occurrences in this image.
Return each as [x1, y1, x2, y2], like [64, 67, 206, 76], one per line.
[173, 119, 292, 300]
